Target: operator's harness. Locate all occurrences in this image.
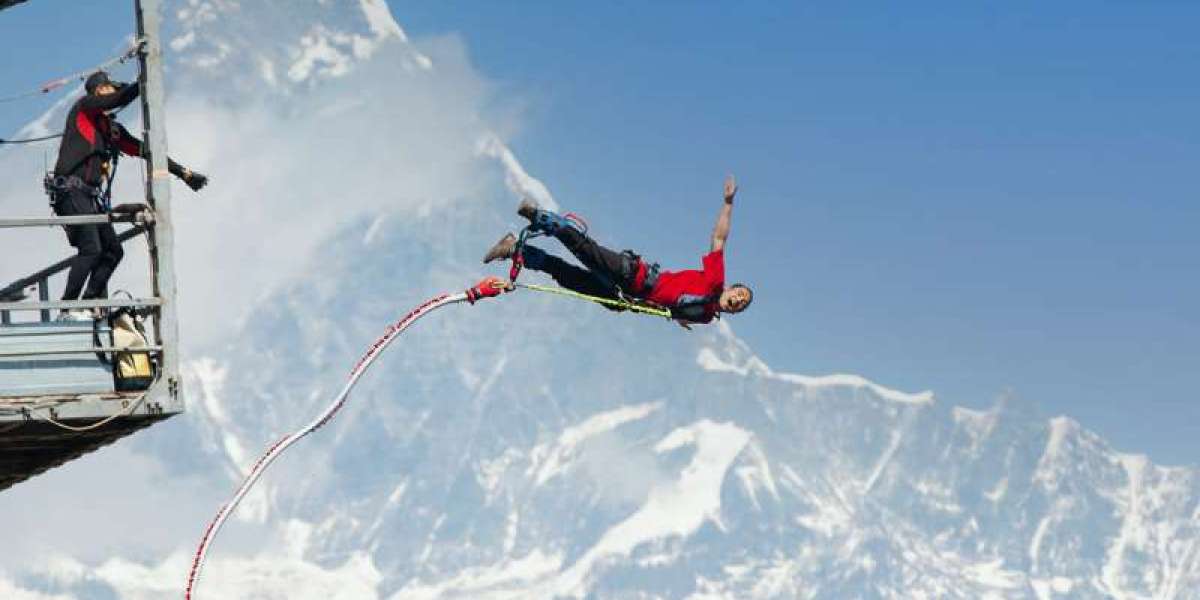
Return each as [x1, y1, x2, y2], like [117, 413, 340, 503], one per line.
[505, 215, 674, 319]
[42, 98, 141, 217]
[43, 136, 122, 215]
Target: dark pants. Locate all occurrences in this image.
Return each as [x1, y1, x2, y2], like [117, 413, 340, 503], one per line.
[525, 227, 640, 305]
[53, 188, 123, 301]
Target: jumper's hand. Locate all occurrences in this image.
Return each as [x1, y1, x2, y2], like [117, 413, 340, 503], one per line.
[676, 319, 693, 331]
[723, 174, 737, 204]
[182, 169, 208, 192]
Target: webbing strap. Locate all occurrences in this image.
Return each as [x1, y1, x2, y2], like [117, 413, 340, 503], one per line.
[517, 283, 672, 318]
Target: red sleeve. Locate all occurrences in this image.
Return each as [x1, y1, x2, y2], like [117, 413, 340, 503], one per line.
[75, 110, 98, 145]
[702, 250, 725, 289]
[115, 123, 143, 157]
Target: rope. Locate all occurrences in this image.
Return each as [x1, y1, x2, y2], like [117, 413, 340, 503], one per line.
[0, 390, 148, 432]
[185, 292, 470, 600]
[0, 132, 62, 143]
[31, 393, 148, 432]
[0, 38, 144, 105]
[516, 283, 673, 318]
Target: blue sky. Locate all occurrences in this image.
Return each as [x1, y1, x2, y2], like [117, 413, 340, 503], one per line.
[395, 2, 1200, 466]
[3, 2, 1198, 466]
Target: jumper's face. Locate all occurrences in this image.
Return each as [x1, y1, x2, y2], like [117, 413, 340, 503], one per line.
[719, 286, 752, 313]
[95, 83, 117, 96]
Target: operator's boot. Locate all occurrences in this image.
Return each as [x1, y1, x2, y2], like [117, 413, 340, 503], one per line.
[517, 198, 571, 235]
[482, 232, 518, 264]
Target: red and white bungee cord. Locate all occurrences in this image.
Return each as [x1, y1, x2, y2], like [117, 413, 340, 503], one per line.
[186, 279, 509, 599]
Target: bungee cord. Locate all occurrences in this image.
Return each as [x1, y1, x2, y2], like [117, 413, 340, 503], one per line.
[185, 292, 471, 599]
[181, 270, 678, 598]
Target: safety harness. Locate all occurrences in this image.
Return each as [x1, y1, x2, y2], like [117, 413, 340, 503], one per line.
[45, 98, 134, 214]
[44, 136, 121, 214]
[506, 215, 674, 320]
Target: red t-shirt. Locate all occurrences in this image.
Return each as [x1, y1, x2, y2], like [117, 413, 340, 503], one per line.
[645, 250, 725, 323]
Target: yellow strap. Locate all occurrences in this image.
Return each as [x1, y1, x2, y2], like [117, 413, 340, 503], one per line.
[518, 283, 673, 318]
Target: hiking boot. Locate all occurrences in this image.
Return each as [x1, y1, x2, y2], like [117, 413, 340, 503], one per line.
[483, 232, 518, 264]
[518, 199, 573, 234]
[517, 198, 539, 223]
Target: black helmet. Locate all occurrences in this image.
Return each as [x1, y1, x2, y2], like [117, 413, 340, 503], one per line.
[84, 71, 112, 95]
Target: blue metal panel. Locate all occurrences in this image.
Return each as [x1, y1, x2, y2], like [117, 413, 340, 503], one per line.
[0, 322, 115, 397]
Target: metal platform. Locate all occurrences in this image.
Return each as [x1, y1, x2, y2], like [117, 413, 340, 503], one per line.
[0, 321, 117, 397]
[0, 0, 183, 493]
[0, 320, 182, 492]
[0, 395, 175, 491]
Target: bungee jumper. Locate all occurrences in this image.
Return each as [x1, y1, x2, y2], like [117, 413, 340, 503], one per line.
[484, 175, 752, 326]
[185, 177, 752, 594]
[48, 70, 208, 320]
[185, 182, 748, 594]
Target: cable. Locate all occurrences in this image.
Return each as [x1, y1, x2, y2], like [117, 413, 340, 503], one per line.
[0, 101, 130, 145]
[0, 392, 146, 433]
[0, 38, 144, 105]
[0, 389, 149, 431]
[0, 133, 62, 145]
[2, 83, 137, 147]
[31, 393, 147, 432]
[1, 39, 143, 150]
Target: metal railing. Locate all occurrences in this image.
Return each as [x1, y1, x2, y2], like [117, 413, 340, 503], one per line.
[0, 223, 148, 325]
[0, 215, 159, 358]
[0, 210, 153, 228]
[0, 345, 163, 358]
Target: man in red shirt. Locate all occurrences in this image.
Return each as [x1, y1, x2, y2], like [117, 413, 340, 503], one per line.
[484, 175, 752, 325]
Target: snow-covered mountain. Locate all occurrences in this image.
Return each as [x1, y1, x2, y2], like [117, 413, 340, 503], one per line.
[2, 2, 1198, 599]
[166, 208, 1200, 600]
[167, 0, 434, 101]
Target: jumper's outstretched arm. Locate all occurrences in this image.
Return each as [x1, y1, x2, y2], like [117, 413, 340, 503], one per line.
[710, 174, 737, 253]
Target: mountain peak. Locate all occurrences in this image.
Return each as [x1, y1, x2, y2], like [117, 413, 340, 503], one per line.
[168, 0, 431, 94]
[697, 321, 935, 405]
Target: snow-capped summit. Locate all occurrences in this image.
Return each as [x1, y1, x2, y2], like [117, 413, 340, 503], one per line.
[167, 0, 430, 95]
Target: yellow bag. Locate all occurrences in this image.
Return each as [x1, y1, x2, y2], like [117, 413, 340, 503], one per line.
[111, 312, 153, 391]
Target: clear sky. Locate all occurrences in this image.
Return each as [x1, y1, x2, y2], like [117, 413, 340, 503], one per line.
[2, 2, 1197, 466]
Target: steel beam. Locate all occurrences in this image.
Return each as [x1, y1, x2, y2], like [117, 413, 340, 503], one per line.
[135, 0, 182, 412]
[0, 298, 161, 312]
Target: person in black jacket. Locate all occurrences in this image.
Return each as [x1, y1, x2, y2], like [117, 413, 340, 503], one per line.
[51, 71, 207, 318]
